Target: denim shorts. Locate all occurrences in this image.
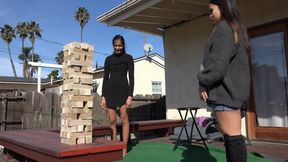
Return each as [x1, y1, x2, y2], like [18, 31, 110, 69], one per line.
[208, 103, 239, 111]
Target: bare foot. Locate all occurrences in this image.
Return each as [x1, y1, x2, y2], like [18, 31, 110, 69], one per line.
[123, 148, 128, 157]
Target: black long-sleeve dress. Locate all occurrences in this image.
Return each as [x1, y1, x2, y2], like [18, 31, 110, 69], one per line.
[101, 53, 134, 108]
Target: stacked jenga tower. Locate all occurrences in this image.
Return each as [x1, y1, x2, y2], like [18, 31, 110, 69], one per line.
[60, 42, 94, 145]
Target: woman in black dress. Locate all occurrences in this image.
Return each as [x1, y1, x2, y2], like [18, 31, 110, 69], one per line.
[101, 35, 134, 157]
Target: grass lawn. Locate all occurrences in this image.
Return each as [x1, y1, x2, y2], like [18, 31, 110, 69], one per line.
[118, 142, 272, 162]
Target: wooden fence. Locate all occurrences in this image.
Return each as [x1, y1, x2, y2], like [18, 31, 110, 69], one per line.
[0, 90, 166, 131]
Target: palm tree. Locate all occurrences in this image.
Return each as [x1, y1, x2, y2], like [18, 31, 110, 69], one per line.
[27, 21, 42, 62]
[47, 70, 59, 80]
[74, 7, 90, 42]
[55, 50, 64, 64]
[95, 61, 99, 69]
[30, 53, 41, 77]
[16, 22, 28, 50]
[18, 47, 32, 78]
[1, 24, 17, 77]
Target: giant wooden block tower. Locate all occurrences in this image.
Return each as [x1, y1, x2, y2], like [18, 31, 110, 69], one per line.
[60, 42, 94, 145]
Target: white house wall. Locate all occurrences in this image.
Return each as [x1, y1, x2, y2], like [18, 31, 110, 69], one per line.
[95, 71, 104, 95]
[164, 0, 288, 134]
[95, 55, 165, 96]
[134, 56, 165, 95]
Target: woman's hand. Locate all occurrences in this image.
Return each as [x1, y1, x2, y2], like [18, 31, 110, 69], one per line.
[199, 86, 208, 102]
[101, 97, 107, 109]
[125, 96, 133, 108]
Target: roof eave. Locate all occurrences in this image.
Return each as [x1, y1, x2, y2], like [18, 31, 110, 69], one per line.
[97, 0, 164, 36]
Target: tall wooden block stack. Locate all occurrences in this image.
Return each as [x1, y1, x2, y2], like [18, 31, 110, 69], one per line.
[60, 42, 94, 145]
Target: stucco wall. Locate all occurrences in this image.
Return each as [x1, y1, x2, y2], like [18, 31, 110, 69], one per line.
[164, 17, 211, 119]
[164, 0, 288, 134]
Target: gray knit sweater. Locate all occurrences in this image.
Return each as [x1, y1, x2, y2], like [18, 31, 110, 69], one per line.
[197, 20, 250, 108]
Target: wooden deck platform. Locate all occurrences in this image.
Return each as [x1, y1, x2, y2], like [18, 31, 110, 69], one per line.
[0, 119, 183, 162]
[0, 129, 125, 162]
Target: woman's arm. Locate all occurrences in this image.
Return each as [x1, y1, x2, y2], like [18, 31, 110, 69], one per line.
[128, 55, 134, 97]
[101, 58, 110, 97]
[125, 55, 134, 108]
[198, 21, 236, 88]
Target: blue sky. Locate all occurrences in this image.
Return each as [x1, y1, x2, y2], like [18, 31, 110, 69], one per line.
[0, 0, 164, 77]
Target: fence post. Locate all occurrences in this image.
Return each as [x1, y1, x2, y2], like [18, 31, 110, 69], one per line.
[51, 93, 54, 128]
[3, 98, 7, 131]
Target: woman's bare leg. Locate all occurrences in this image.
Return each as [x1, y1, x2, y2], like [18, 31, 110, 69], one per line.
[215, 110, 241, 135]
[215, 110, 247, 162]
[120, 105, 129, 156]
[107, 108, 117, 141]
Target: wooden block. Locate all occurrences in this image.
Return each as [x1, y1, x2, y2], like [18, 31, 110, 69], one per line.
[64, 71, 81, 78]
[71, 101, 83, 108]
[74, 66, 81, 72]
[64, 84, 93, 91]
[62, 92, 69, 100]
[64, 42, 81, 50]
[67, 119, 92, 126]
[73, 54, 81, 60]
[78, 125, 84, 132]
[61, 119, 67, 125]
[61, 138, 76, 145]
[79, 89, 91, 96]
[69, 108, 84, 114]
[78, 74, 93, 79]
[70, 48, 85, 54]
[73, 89, 80, 95]
[81, 78, 92, 85]
[69, 132, 92, 139]
[71, 126, 78, 132]
[80, 43, 94, 51]
[60, 130, 67, 138]
[66, 53, 82, 61]
[85, 101, 93, 108]
[68, 107, 92, 114]
[86, 55, 93, 61]
[85, 125, 93, 132]
[67, 132, 92, 140]
[82, 67, 94, 73]
[66, 132, 71, 138]
[86, 52, 93, 57]
[63, 85, 72, 91]
[71, 96, 93, 101]
[79, 113, 92, 120]
[62, 108, 71, 113]
[62, 73, 69, 80]
[67, 60, 93, 67]
[85, 136, 93, 143]
[77, 137, 85, 144]
[61, 113, 77, 119]
[61, 101, 69, 107]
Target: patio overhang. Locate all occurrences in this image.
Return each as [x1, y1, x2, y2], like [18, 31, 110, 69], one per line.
[97, 0, 210, 36]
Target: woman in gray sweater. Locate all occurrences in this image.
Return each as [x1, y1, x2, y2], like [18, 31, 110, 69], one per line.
[197, 0, 251, 161]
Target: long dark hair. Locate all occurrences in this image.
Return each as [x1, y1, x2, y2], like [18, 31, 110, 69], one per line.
[211, 0, 251, 54]
[112, 34, 126, 54]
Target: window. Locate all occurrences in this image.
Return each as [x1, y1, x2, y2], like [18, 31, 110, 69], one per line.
[152, 81, 162, 95]
[249, 21, 288, 129]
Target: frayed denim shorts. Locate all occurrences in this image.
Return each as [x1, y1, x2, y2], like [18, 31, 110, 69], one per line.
[208, 103, 239, 111]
